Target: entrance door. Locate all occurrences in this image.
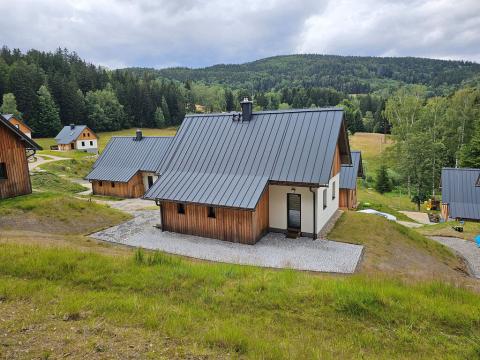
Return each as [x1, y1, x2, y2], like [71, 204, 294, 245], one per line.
[287, 193, 301, 230]
[70, 143, 75, 150]
[147, 176, 154, 189]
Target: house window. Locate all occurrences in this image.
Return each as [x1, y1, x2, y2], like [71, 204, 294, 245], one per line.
[207, 206, 216, 218]
[111, 182, 115, 188]
[177, 203, 185, 214]
[99, 181, 103, 187]
[332, 181, 336, 200]
[0, 163, 7, 180]
[90, 141, 93, 146]
[81, 141, 85, 146]
[323, 189, 327, 209]
[87, 132, 90, 137]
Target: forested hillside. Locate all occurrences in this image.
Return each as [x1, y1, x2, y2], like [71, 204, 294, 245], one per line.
[0, 47, 186, 136]
[144, 54, 480, 94]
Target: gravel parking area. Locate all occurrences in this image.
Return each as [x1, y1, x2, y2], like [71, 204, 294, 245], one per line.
[430, 236, 480, 279]
[91, 210, 363, 273]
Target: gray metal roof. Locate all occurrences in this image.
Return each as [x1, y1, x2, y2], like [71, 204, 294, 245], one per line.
[85, 136, 172, 182]
[441, 167, 480, 220]
[145, 108, 350, 209]
[340, 151, 363, 190]
[0, 114, 42, 150]
[55, 125, 88, 144]
[2, 114, 13, 121]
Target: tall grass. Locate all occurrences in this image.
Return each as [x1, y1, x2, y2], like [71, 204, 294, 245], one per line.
[0, 243, 479, 358]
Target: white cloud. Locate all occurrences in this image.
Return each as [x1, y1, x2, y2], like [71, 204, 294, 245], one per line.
[0, 0, 479, 68]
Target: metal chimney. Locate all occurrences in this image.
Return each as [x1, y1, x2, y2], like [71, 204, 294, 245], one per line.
[135, 129, 143, 141]
[240, 97, 253, 122]
[70, 124, 75, 130]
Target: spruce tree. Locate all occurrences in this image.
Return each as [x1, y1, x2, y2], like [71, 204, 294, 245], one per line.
[154, 106, 165, 128]
[375, 164, 392, 194]
[29, 85, 62, 137]
[0, 93, 22, 118]
[161, 96, 171, 125]
[460, 121, 480, 168]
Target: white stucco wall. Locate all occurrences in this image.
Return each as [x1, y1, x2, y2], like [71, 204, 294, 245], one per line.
[142, 172, 158, 192]
[316, 173, 340, 233]
[76, 139, 98, 150]
[268, 173, 339, 236]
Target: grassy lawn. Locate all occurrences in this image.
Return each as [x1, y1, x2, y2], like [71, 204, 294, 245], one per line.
[417, 221, 480, 242]
[37, 149, 94, 159]
[0, 241, 479, 359]
[31, 172, 87, 194]
[39, 158, 96, 179]
[349, 132, 392, 177]
[0, 192, 130, 235]
[34, 127, 177, 154]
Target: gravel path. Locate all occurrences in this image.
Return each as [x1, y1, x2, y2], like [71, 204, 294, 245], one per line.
[399, 211, 433, 225]
[29, 154, 71, 171]
[91, 210, 364, 273]
[430, 236, 480, 278]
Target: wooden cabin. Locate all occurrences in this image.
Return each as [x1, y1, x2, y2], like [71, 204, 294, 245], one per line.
[0, 115, 42, 199]
[86, 130, 172, 198]
[2, 114, 32, 138]
[441, 167, 480, 221]
[339, 151, 364, 210]
[145, 101, 352, 244]
[54, 124, 98, 153]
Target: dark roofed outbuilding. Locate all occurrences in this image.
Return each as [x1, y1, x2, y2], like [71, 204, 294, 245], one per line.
[85, 133, 172, 198]
[339, 151, 363, 209]
[441, 167, 480, 221]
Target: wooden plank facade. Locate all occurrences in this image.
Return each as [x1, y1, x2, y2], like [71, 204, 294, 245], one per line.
[441, 203, 449, 221]
[339, 188, 357, 210]
[160, 188, 269, 244]
[331, 144, 342, 177]
[0, 123, 32, 199]
[91, 172, 144, 198]
[7, 116, 32, 138]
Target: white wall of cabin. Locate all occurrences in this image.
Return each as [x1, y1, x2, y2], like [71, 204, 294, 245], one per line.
[142, 172, 158, 192]
[76, 138, 97, 150]
[268, 173, 339, 236]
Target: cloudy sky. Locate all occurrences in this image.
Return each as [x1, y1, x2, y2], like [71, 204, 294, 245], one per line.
[1, 0, 479, 69]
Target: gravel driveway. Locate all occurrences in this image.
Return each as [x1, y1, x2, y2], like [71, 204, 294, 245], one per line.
[429, 236, 480, 279]
[91, 210, 363, 273]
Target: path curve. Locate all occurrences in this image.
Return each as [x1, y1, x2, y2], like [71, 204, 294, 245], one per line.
[429, 236, 480, 279]
[29, 154, 72, 171]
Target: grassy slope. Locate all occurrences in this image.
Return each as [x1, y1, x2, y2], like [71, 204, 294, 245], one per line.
[40, 158, 96, 179]
[0, 242, 479, 359]
[31, 172, 87, 194]
[0, 193, 130, 235]
[328, 212, 468, 281]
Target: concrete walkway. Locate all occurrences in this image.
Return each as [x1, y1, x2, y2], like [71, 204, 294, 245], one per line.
[91, 210, 364, 273]
[429, 236, 480, 279]
[399, 211, 433, 225]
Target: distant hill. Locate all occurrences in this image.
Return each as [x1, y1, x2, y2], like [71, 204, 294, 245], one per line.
[127, 54, 480, 94]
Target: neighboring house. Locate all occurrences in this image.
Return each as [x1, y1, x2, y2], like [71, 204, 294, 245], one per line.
[2, 114, 32, 138]
[85, 130, 172, 198]
[54, 124, 98, 152]
[0, 115, 42, 199]
[441, 167, 480, 221]
[144, 100, 352, 244]
[339, 151, 364, 210]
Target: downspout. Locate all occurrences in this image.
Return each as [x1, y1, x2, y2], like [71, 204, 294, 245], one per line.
[309, 187, 316, 240]
[155, 199, 164, 231]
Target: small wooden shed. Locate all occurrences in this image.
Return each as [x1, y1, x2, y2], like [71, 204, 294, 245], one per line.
[339, 151, 364, 210]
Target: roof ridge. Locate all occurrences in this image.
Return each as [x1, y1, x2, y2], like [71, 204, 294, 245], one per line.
[185, 107, 343, 118]
[443, 167, 480, 171]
